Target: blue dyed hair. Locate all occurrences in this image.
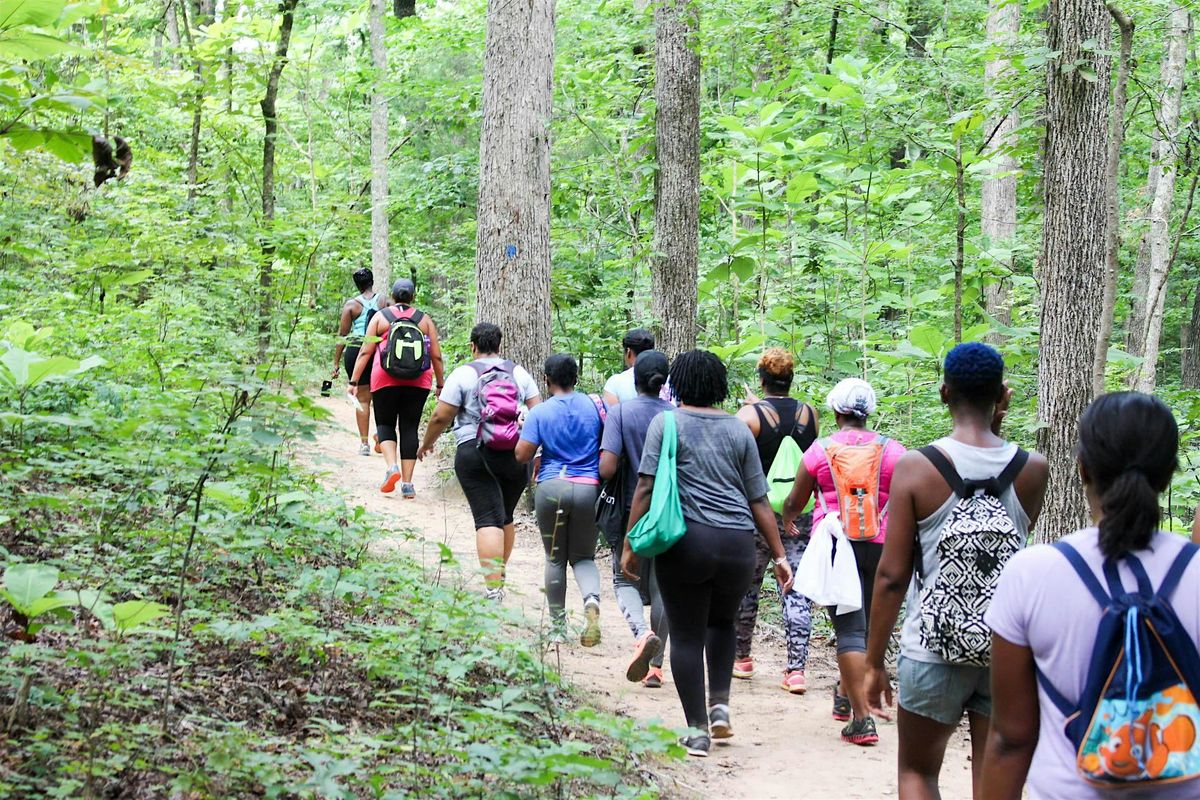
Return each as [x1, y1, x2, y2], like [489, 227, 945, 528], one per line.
[943, 342, 1004, 409]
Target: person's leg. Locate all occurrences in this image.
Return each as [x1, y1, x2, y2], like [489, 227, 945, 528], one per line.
[897, 707, 958, 800]
[490, 450, 528, 570]
[396, 386, 430, 484]
[565, 483, 602, 604]
[967, 712, 989, 800]
[830, 606, 871, 720]
[704, 529, 757, 712]
[852, 540, 884, 631]
[734, 533, 771, 664]
[455, 443, 507, 589]
[781, 528, 814, 674]
[345, 347, 371, 445]
[648, 559, 669, 668]
[373, 387, 401, 469]
[608, 525, 649, 639]
[655, 528, 716, 731]
[534, 479, 569, 623]
[895, 656, 972, 798]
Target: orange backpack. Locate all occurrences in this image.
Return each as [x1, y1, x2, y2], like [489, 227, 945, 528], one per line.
[818, 434, 889, 541]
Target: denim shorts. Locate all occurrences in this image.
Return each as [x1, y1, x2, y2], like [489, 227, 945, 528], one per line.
[897, 655, 991, 726]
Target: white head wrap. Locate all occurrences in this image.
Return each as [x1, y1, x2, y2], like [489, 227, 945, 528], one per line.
[826, 378, 877, 420]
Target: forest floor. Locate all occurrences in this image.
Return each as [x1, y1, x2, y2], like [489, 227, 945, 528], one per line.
[307, 397, 976, 799]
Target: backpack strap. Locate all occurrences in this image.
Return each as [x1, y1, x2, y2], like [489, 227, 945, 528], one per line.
[919, 445, 966, 497]
[1035, 666, 1076, 718]
[379, 306, 399, 325]
[993, 448, 1029, 494]
[1107, 554, 1153, 599]
[1159, 543, 1200, 600]
[1051, 540, 1112, 609]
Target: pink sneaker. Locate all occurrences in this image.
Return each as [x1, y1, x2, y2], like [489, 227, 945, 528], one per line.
[732, 657, 754, 679]
[781, 670, 807, 694]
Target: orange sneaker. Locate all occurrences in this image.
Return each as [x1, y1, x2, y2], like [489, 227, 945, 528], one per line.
[781, 670, 807, 694]
[643, 666, 664, 688]
[380, 466, 401, 494]
[626, 632, 662, 682]
[732, 657, 754, 679]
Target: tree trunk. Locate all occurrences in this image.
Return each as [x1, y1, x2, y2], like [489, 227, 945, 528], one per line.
[953, 141, 965, 343]
[369, 0, 390, 290]
[258, 0, 301, 352]
[981, 0, 1018, 333]
[165, 0, 180, 68]
[1036, 0, 1112, 541]
[651, 0, 700, 358]
[394, 0, 416, 18]
[182, 0, 214, 205]
[1182, 283, 1200, 388]
[475, 0, 555, 376]
[1132, 2, 1188, 393]
[1092, 5, 1133, 396]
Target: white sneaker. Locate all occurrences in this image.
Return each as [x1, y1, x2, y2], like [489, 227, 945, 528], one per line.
[580, 598, 601, 647]
[484, 586, 506, 603]
[358, 442, 371, 456]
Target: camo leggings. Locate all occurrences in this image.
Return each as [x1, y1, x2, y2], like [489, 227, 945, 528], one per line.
[734, 514, 813, 673]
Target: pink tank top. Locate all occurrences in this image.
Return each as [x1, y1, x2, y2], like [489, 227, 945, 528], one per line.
[370, 306, 434, 393]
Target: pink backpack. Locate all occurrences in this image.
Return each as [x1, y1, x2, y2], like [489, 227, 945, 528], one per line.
[470, 360, 521, 451]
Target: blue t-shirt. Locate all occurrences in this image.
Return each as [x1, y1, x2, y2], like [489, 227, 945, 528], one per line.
[520, 392, 604, 482]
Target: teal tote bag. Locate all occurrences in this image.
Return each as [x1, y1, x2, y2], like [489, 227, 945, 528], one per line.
[627, 411, 687, 557]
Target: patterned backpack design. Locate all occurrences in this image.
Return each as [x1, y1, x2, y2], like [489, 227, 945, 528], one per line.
[916, 445, 1028, 666]
[818, 434, 889, 541]
[469, 360, 521, 451]
[1038, 541, 1200, 788]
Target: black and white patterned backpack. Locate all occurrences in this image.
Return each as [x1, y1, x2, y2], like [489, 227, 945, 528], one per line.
[915, 445, 1028, 666]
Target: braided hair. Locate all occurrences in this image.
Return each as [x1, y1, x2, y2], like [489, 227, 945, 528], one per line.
[668, 350, 728, 407]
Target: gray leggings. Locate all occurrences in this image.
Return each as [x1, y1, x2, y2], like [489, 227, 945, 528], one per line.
[534, 479, 602, 623]
[606, 522, 669, 668]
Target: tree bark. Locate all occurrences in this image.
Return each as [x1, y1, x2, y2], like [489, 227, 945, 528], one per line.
[1182, 282, 1200, 388]
[182, 0, 214, 205]
[475, 0, 555, 376]
[369, 0, 390, 290]
[651, 0, 700, 358]
[1132, 2, 1189, 393]
[1092, 4, 1133, 396]
[393, 0, 416, 18]
[1036, 0, 1112, 541]
[165, 0, 181, 68]
[258, 0, 301, 352]
[981, 0, 1018, 334]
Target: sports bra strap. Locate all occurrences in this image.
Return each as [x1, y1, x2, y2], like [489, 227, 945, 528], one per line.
[1160, 543, 1199, 601]
[919, 445, 966, 496]
[1051, 540, 1111, 609]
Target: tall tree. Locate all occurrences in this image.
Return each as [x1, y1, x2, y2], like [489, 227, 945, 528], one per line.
[475, 0, 555, 374]
[1131, 3, 1189, 392]
[257, 0, 301, 351]
[394, 0, 416, 18]
[182, 0, 215, 204]
[1036, 0, 1112, 539]
[651, 0, 700, 358]
[981, 0, 1019, 334]
[1092, 5, 1133, 395]
[369, 0, 390, 289]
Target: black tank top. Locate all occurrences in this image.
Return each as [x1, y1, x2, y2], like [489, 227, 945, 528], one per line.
[753, 397, 817, 473]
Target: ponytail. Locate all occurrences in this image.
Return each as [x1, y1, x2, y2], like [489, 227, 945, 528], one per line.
[647, 372, 667, 393]
[1078, 392, 1178, 560]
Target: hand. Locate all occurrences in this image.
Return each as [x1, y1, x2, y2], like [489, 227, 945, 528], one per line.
[620, 545, 640, 582]
[991, 381, 1013, 436]
[332, 366, 340, 379]
[772, 559, 794, 594]
[346, 384, 357, 400]
[435, 384, 444, 398]
[784, 519, 800, 538]
[864, 665, 894, 722]
[742, 382, 760, 406]
[417, 443, 434, 461]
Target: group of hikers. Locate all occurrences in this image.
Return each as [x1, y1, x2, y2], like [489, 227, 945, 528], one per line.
[333, 269, 1200, 799]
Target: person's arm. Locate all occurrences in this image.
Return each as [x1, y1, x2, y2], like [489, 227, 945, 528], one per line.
[863, 451, 922, 720]
[602, 390, 619, 407]
[423, 315, 446, 395]
[515, 408, 540, 464]
[1192, 505, 1200, 543]
[515, 440, 538, 464]
[750, 495, 793, 592]
[417, 400, 459, 460]
[333, 302, 354, 377]
[599, 451, 620, 481]
[347, 314, 384, 389]
[621, 475, 654, 581]
[735, 402, 760, 437]
[980, 634, 1040, 800]
[598, 407, 623, 481]
[782, 460, 817, 533]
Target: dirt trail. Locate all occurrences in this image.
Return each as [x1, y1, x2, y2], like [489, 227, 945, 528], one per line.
[307, 397, 975, 799]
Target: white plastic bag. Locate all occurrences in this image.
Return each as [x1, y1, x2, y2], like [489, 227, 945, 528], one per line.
[794, 512, 862, 615]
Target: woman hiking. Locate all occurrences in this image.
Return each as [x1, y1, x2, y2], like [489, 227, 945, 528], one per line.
[982, 392, 1198, 800]
[417, 323, 541, 601]
[515, 354, 605, 646]
[333, 268, 392, 455]
[621, 350, 793, 758]
[783, 377, 906, 746]
[599, 350, 673, 687]
[733, 348, 819, 694]
[347, 278, 443, 497]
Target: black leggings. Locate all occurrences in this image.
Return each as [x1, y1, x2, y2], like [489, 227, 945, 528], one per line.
[454, 442, 529, 529]
[827, 539, 884, 655]
[373, 385, 429, 459]
[655, 520, 756, 730]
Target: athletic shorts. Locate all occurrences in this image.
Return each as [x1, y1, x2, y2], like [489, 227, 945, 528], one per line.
[454, 441, 529, 529]
[897, 655, 991, 725]
[344, 345, 373, 384]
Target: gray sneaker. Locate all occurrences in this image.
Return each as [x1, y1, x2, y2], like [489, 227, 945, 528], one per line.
[401, 482, 416, 499]
[484, 586, 506, 603]
[709, 704, 733, 739]
[358, 442, 371, 456]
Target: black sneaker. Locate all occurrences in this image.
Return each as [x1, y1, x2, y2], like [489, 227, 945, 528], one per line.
[680, 734, 710, 757]
[708, 704, 733, 739]
[841, 716, 880, 746]
[832, 687, 851, 721]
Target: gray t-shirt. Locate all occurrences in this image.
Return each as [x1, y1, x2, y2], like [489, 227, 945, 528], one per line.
[600, 395, 674, 508]
[900, 436, 1031, 664]
[440, 357, 541, 445]
[639, 408, 768, 531]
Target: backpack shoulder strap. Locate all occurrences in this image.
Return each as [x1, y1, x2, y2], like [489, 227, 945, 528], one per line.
[994, 448, 1029, 494]
[920, 445, 966, 497]
[402, 307, 424, 324]
[379, 306, 399, 325]
[1159, 542, 1200, 600]
[1035, 666, 1076, 718]
[1051, 540, 1111, 609]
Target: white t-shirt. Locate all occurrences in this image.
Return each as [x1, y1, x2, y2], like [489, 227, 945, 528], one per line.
[603, 368, 637, 405]
[440, 357, 541, 445]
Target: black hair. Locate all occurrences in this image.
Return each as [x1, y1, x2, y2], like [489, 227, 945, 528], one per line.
[543, 353, 578, 390]
[392, 278, 416, 303]
[1078, 392, 1178, 559]
[352, 268, 374, 292]
[622, 328, 655, 356]
[634, 350, 669, 395]
[944, 342, 1004, 411]
[668, 349, 728, 408]
[470, 322, 503, 354]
